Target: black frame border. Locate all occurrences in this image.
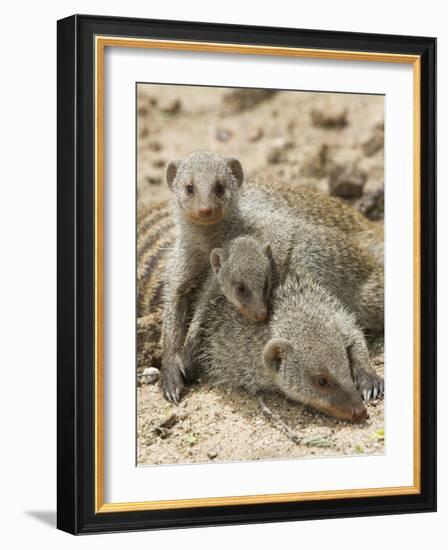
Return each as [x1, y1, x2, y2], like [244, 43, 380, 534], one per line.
[57, 14, 436, 534]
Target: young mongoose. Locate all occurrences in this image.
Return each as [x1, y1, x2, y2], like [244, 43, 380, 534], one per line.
[183, 235, 276, 379]
[210, 236, 274, 322]
[161, 152, 250, 403]
[188, 269, 383, 422]
[159, 151, 383, 403]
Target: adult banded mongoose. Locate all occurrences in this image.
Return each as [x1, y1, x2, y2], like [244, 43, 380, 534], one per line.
[158, 151, 383, 403]
[187, 269, 383, 422]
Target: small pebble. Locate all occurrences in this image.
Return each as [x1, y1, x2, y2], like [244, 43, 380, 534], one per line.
[248, 127, 263, 142]
[145, 175, 162, 186]
[148, 141, 162, 152]
[207, 450, 218, 460]
[159, 98, 181, 114]
[215, 127, 232, 142]
[141, 367, 160, 384]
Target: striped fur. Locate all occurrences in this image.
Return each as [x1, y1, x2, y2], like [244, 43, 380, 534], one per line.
[136, 185, 383, 318]
[137, 201, 174, 317]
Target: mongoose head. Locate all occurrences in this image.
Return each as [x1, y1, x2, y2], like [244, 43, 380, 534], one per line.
[262, 291, 368, 422]
[263, 336, 367, 423]
[165, 151, 244, 225]
[210, 236, 272, 322]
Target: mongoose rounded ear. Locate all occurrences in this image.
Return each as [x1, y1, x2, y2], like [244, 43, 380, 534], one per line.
[165, 160, 181, 190]
[225, 157, 244, 187]
[210, 248, 226, 274]
[262, 338, 291, 372]
[263, 243, 272, 258]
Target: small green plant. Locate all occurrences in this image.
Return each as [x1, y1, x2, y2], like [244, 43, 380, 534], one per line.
[185, 433, 199, 446]
[370, 428, 385, 441]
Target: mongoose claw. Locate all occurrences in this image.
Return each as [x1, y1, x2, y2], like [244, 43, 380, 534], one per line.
[161, 359, 185, 404]
[355, 369, 384, 402]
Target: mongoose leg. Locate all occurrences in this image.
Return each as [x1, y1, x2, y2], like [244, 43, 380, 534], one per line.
[348, 334, 384, 402]
[161, 285, 193, 403]
[160, 353, 185, 404]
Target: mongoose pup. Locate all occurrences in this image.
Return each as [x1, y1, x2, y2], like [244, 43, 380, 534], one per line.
[161, 151, 250, 403]
[210, 236, 274, 322]
[160, 151, 383, 403]
[187, 270, 383, 422]
[183, 235, 275, 379]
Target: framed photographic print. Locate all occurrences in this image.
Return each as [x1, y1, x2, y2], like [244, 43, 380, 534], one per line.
[57, 14, 436, 534]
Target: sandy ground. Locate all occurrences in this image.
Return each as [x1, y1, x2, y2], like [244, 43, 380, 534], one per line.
[136, 84, 385, 466]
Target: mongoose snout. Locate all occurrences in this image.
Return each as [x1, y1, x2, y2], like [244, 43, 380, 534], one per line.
[351, 404, 369, 423]
[237, 305, 267, 322]
[198, 205, 213, 218]
[256, 309, 268, 322]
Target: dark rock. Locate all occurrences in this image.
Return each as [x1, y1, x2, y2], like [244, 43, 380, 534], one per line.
[139, 126, 149, 139]
[362, 133, 384, 157]
[358, 189, 384, 220]
[266, 138, 293, 164]
[302, 144, 335, 178]
[222, 89, 277, 114]
[159, 98, 181, 114]
[329, 166, 367, 198]
[148, 141, 162, 152]
[311, 108, 348, 129]
[145, 175, 162, 185]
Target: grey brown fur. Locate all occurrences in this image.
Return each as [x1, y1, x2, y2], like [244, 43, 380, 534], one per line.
[186, 269, 383, 422]
[183, 236, 276, 378]
[161, 152, 250, 402]
[153, 151, 383, 404]
[210, 236, 274, 322]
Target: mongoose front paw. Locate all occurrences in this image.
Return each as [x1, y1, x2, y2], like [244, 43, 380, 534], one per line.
[161, 358, 185, 404]
[355, 369, 384, 402]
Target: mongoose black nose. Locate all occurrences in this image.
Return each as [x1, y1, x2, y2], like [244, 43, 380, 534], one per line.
[352, 405, 368, 423]
[198, 206, 212, 218]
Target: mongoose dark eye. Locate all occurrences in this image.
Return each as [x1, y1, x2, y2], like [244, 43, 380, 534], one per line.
[215, 182, 225, 196]
[185, 184, 194, 195]
[314, 376, 329, 388]
[236, 283, 246, 296]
